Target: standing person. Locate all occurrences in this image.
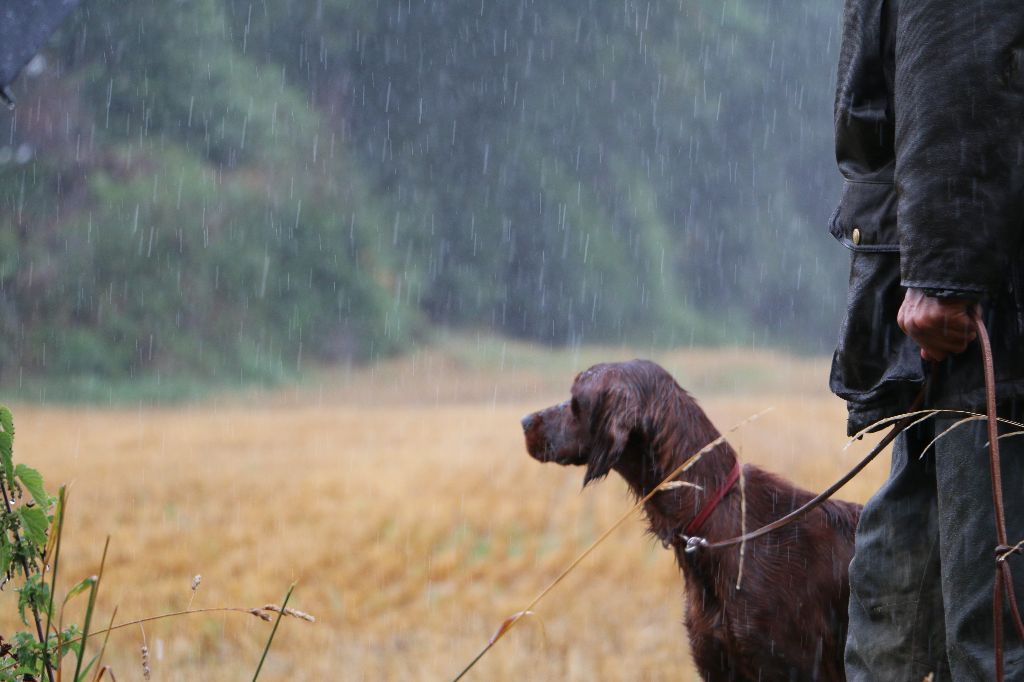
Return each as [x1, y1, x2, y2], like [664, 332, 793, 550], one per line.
[830, 1, 1024, 679]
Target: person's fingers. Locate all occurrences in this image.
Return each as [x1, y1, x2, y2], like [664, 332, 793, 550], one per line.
[917, 332, 971, 354]
[913, 322, 974, 356]
[930, 313, 973, 340]
[921, 347, 948, 362]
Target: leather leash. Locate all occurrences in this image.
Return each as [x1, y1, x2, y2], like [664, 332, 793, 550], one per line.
[975, 313, 1024, 681]
[680, 387, 926, 553]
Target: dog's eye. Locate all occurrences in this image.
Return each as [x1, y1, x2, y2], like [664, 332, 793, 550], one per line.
[570, 398, 580, 418]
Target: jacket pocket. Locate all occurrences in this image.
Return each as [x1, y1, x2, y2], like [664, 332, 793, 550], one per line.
[829, 180, 924, 431]
[829, 180, 899, 252]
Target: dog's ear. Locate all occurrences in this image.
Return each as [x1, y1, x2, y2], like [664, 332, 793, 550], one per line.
[583, 385, 639, 486]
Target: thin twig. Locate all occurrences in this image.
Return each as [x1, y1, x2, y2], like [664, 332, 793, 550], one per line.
[998, 539, 1024, 563]
[845, 408, 1024, 450]
[93, 666, 117, 682]
[657, 480, 704, 492]
[63, 606, 288, 647]
[735, 457, 747, 591]
[92, 605, 118, 682]
[916, 415, 987, 460]
[994, 429, 1024, 444]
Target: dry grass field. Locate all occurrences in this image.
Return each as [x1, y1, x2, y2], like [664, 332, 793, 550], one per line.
[2, 337, 893, 680]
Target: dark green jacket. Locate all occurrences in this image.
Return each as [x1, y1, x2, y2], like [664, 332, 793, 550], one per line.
[830, 0, 1024, 435]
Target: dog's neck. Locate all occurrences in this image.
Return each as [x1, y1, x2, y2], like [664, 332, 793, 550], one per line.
[611, 390, 740, 553]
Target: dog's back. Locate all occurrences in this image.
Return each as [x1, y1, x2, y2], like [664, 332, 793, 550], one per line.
[681, 465, 859, 682]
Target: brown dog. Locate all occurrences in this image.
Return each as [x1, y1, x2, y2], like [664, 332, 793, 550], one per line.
[522, 359, 859, 681]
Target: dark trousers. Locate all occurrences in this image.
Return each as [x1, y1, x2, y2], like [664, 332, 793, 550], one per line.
[845, 412, 1024, 680]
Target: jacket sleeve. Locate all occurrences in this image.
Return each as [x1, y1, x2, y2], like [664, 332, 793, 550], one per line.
[895, 1, 1024, 295]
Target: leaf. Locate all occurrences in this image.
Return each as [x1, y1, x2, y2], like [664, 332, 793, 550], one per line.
[16, 574, 48, 626]
[72, 568, 102, 682]
[0, 406, 13, 439]
[15, 465, 49, 509]
[0, 538, 10, 577]
[62, 576, 97, 607]
[16, 506, 49, 548]
[0, 406, 13, 487]
[0, 430, 13, 483]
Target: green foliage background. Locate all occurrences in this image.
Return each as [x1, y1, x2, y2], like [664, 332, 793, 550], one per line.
[0, 0, 845, 394]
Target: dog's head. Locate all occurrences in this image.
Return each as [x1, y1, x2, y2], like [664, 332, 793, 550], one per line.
[522, 359, 673, 486]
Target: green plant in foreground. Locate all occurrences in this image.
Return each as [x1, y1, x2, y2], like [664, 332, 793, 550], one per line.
[0, 404, 68, 682]
[0, 406, 313, 681]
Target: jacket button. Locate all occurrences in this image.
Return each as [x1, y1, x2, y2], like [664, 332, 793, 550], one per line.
[851, 227, 862, 245]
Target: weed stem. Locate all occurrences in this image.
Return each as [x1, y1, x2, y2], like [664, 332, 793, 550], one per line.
[63, 605, 294, 647]
[0, 473, 54, 682]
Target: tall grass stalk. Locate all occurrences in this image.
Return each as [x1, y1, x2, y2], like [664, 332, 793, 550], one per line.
[43, 485, 68, 679]
[252, 582, 296, 682]
[91, 605, 118, 682]
[72, 537, 109, 682]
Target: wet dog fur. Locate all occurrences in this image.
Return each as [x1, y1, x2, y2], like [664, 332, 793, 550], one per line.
[521, 359, 859, 681]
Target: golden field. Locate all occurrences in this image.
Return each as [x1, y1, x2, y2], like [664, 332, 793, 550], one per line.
[3, 338, 893, 681]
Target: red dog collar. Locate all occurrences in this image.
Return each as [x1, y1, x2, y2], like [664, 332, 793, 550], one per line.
[683, 460, 741, 537]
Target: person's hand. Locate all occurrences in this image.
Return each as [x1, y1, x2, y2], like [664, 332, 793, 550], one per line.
[897, 288, 979, 362]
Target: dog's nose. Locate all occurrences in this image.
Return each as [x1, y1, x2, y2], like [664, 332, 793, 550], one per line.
[521, 414, 537, 433]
